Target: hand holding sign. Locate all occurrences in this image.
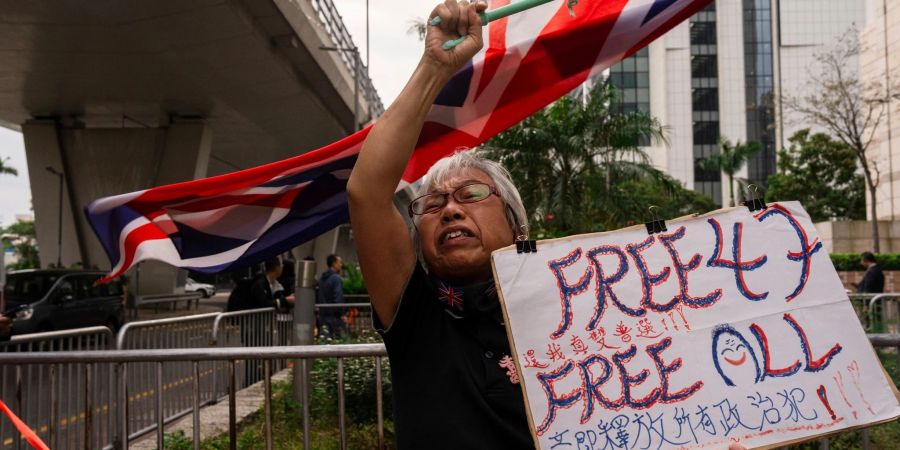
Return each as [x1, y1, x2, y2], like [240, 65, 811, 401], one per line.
[492, 202, 900, 449]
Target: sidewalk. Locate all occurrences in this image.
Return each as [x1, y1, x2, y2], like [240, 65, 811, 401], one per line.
[130, 367, 292, 449]
[126, 292, 230, 323]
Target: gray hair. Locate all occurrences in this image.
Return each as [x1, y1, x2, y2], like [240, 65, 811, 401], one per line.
[411, 150, 528, 250]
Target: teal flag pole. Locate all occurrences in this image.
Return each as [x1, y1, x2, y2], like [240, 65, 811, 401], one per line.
[431, 0, 577, 50]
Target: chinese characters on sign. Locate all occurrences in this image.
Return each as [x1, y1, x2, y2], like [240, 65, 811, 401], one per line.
[492, 202, 900, 449]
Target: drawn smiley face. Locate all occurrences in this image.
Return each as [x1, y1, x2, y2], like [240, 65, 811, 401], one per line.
[720, 337, 748, 366]
[711, 325, 761, 387]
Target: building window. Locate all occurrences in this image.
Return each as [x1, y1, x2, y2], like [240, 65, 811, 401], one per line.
[608, 47, 651, 144]
[743, 0, 776, 184]
[609, 48, 650, 113]
[690, 3, 721, 206]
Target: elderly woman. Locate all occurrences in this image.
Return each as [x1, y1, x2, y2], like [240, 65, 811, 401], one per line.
[348, 1, 748, 449]
[347, 1, 532, 447]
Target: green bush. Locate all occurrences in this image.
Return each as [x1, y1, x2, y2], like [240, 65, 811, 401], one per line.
[342, 264, 368, 295]
[311, 330, 392, 425]
[197, 331, 395, 450]
[163, 431, 193, 450]
[830, 253, 900, 271]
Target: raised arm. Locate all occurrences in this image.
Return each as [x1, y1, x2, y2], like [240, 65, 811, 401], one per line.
[347, 0, 486, 328]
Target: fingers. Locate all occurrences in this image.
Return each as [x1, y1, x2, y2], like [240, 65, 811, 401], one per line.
[424, 0, 484, 63]
[445, 0, 459, 34]
[430, 0, 482, 36]
[456, 1, 470, 38]
[429, 1, 452, 33]
[467, 1, 485, 33]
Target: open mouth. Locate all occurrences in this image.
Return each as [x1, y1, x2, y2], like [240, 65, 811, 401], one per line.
[441, 228, 474, 244]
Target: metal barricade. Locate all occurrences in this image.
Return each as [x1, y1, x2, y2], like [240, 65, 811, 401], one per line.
[116, 313, 220, 444]
[316, 302, 373, 338]
[847, 293, 876, 330]
[1, 344, 388, 450]
[211, 308, 278, 396]
[0, 308, 296, 449]
[130, 292, 202, 319]
[6, 333, 900, 450]
[867, 294, 900, 333]
[274, 311, 294, 372]
[0, 327, 114, 450]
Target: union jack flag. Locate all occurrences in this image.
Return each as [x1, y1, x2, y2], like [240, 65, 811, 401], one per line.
[86, 0, 712, 282]
[437, 282, 465, 311]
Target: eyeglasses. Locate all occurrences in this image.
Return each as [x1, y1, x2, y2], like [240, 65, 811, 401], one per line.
[407, 182, 499, 217]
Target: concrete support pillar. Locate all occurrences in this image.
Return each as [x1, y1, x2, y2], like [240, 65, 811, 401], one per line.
[22, 119, 211, 294]
[22, 121, 82, 269]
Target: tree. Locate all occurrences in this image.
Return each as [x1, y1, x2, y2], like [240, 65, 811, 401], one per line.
[0, 157, 17, 177]
[2, 219, 39, 270]
[698, 138, 761, 207]
[766, 130, 865, 222]
[482, 81, 709, 235]
[617, 176, 718, 223]
[784, 29, 894, 251]
[407, 17, 427, 41]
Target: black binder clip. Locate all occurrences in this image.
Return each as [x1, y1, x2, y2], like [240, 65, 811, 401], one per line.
[515, 225, 537, 254]
[644, 205, 668, 235]
[742, 184, 767, 212]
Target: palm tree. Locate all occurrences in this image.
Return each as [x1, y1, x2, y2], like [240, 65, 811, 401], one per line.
[0, 157, 17, 177]
[407, 17, 426, 41]
[699, 138, 761, 207]
[482, 81, 678, 235]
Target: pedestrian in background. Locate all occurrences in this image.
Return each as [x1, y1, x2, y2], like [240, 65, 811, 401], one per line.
[855, 251, 885, 294]
[278, 252, 296, 298]
[317, 254, 347, 338]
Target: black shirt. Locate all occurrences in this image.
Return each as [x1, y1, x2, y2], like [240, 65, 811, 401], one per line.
[375, 263, 533, 449]
[858, 263, 885, 293]
[227, 275, 278, 312]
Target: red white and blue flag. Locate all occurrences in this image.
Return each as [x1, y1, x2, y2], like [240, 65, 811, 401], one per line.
[86, 0, 711, 282]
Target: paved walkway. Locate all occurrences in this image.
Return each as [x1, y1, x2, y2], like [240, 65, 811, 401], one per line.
[130, 367, 292, 449]
[126, 292, 230, 323]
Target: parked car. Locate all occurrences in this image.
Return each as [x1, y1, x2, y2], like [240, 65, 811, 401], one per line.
[185, 277, 216, 298]
[1, 270, 125, 335]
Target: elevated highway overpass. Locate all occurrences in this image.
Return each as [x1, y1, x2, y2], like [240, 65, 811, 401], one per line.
[0, 0, 381, 290]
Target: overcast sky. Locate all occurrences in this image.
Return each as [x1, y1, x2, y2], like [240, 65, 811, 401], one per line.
[0, 0, 427, 227]
[339, 0, 429, 103]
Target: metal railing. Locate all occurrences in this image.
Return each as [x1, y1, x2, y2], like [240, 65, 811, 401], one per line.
[847, 293, 900, 333]
[116, 313, 221, 444]
[316, 302, 373, 337]
[309, 0, 384, 118]
[129, 292, 202, 319]
[0, 308, 292, 449]
[3, 334, 900, 449]
[2, 344, 387, 450]
[0, 327, 115, 450]
[212, 308, 282, 398]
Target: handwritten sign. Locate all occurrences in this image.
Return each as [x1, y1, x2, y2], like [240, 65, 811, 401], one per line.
[492, 202, 900, 449]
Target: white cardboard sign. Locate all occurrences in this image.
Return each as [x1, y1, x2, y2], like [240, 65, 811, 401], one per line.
[492, 202, 900, 449]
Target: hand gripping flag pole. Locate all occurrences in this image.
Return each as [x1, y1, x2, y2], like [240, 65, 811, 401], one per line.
[431, 0, 579, 49]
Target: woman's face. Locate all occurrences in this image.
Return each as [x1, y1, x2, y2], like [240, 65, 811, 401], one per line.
[417, 168, 515, 285]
